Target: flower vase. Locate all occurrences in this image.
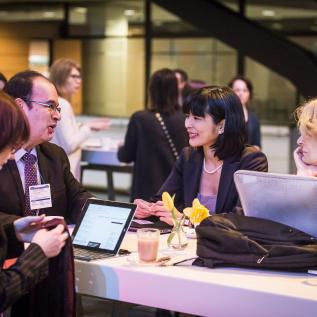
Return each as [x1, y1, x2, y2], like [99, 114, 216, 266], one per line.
[167, 221, 188, 250]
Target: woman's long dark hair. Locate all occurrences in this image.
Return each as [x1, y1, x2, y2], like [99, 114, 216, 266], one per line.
[183, 86, 247, 160]
[148, 68, 179, 114]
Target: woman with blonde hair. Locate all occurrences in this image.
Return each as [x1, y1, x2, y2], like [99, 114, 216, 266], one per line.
[50, 58, 110, 180]
[294, 97, 317, 177]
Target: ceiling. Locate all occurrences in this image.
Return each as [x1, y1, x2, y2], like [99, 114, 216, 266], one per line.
[0, 0, 316, 36]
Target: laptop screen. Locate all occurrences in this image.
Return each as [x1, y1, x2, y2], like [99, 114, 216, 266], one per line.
[72, 199, 136, 253]
[234, 170, 317, 237]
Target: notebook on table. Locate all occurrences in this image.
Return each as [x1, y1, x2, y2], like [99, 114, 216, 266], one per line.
[72, 198, 136, 261]
[129, 219, 172, 234]
[234, 170, 317, 238]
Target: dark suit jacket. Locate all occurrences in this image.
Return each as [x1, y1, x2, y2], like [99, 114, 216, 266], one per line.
[0, 213, 48, 313]
[153, 146, 268, 213]
[247, 110, 261, 148]
[0, 142, 92, 224]
[0, 142, 91, 316]
[118, 110, 188, 201]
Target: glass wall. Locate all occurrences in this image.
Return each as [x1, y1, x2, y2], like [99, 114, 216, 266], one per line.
[245, 58, 297, 125]
[152, 38, 236, 87]
[0, 0, 315, 123]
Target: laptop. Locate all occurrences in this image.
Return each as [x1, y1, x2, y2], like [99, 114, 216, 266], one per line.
[234, 170, 317, 238]
[72, 198, 136, 261]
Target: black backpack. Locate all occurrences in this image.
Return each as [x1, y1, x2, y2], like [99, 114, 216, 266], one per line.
[193, 213, 317, 271]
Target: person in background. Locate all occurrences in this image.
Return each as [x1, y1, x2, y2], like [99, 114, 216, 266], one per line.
[173, 68, 192, 106]
[228, 75, 261, 149]
[118, 68, 188, 202]
[135, 86, 268, 224]
[50, 58, 111, 181]
[0, 90, 68, 313]
[293, 97, 317, 177]
[0, 72, 7, 90]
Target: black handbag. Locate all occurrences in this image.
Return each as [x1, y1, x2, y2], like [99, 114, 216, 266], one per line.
[193, 213, 317, 271]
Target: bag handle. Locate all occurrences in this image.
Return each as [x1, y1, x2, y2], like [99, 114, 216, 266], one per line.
[155, 112, 179, 160]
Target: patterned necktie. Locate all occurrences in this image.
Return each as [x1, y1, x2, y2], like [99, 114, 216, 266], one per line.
[22, 152, 38, 215]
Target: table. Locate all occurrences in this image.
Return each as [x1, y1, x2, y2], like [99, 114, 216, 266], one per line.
[81, 138, 133, 200]
[75, 233, 317, 317]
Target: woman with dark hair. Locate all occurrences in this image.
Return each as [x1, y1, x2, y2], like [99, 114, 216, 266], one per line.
[135, 86, 268, 224]
[228, 75, 261, 149]
[118, 68, 188, 201]
[173, 68, 192, 106]
[0, 90, 68, 312]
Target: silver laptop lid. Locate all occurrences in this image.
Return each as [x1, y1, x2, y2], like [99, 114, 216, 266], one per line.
[72, 199, 136, 254]
[234, 170, 317, 237]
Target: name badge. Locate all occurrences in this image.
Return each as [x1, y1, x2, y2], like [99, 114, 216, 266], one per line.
[29, 184, 52, 210]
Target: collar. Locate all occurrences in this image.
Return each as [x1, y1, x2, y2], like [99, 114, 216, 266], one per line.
[15, 147, 38, 163]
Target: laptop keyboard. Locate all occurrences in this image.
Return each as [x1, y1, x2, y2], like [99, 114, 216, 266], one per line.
[73, 247, 113, 261]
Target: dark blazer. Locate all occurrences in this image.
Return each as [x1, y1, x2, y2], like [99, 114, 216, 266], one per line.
[153, 146, 268, 213]
[0, 213, 48, 313]
[247, 110, 261, 148]
[118, 110, 188, 201]
[0, 142, 92, 224]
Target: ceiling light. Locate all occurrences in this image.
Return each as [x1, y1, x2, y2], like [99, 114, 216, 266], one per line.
[43, 11, 56, 18]
[74, 7, 87, 14]
[124, 9, 135, 16]
[262, 10, 276, 17]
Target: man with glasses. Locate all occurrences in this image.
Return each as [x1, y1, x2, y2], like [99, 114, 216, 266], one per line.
[1, 70, 92, 317]
[2, 70, 92, 222]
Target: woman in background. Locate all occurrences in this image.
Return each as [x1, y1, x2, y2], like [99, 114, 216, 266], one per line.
[294, 97, 317, 177]
[135, 86, 268, 224]
[118, 68, 188, 202]
[228, 75, 261, 149]
[50, 58, 110, 181]
[173, 68, 192, 107]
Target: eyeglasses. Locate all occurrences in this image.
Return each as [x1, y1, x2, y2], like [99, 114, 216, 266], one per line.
[23, 99, 61, 113]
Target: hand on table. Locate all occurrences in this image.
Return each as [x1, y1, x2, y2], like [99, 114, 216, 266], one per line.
[134, 199, 155, 219]
[151, 201, 182, 226]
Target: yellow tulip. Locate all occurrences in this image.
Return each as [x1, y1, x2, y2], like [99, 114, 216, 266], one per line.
[190, 204, 209, 224]
[183, 198, 209, 225]
[162, 192, 174, 211]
